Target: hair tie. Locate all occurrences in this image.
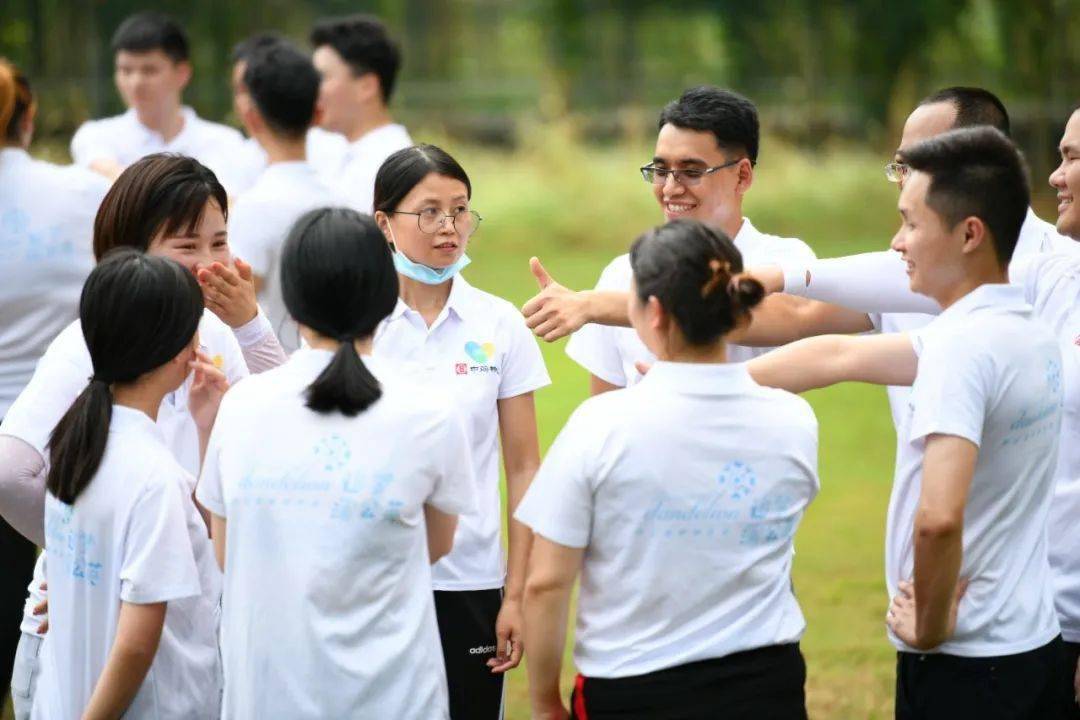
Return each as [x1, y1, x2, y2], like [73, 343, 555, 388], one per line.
[88, 375, 110, 386]
[700, 258, 731, 298]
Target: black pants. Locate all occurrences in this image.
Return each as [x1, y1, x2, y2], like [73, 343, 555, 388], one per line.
[896, 636, 1073, 720]
[434, 589, 504, 720]
[1064, 641, 1080, 719]
[569, 643, 807, 720]
[0, 516, 35, 702]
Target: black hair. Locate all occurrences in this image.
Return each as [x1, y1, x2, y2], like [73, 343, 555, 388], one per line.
[231, 32, 284, 65]
[47, 249, 203, 505]
[658, 86, 760, 165]
[898, 126, 1029, 267]
[630, 219, 764, 345]
[111, 12, 189, 63]
[243, 41, 320, 139]
[281, 208, 399, 416]
[920, 86, 1011, 137]
[94, 153, 227, 261]
[373, 144, 472, 213]
[310, 14, 401, 103]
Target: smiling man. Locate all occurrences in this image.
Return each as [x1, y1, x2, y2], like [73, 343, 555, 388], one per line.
[70, 12, 246, 191]
[555, 87, 816, 394]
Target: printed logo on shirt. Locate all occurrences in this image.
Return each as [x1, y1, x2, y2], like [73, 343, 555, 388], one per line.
[469, 645, 497, 655]
[1074, 334, 1080, 347]
[1000, 359, 1063, 447]
[458, 341, 500, 375]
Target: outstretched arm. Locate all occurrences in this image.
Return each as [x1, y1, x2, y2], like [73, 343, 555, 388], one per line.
[778, 251, 941, 314]
[747, 332, 918, 393]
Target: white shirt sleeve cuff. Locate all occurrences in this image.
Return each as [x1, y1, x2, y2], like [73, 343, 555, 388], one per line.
[782, 262, 812, 296]
[232, 309, 273, 348]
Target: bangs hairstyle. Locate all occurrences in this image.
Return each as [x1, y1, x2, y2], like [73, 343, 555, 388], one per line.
[47, 249, 204, 505]
[93, 153, 227, 261]
[111, 12, 190, 63]
[373, 144, 471, 214]
[281, 207, 399, 416]
[898, 126, 1029, 268]
[0, 59, 34, 143]
[658, 86, 760, 165]
[630, 219, 764, 346]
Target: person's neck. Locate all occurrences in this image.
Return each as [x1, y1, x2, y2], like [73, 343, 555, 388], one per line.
[344, 105, 393, 144]
[304, 336, 374, 356]
[933, 265, 1009, 310]
[258, 132, 307, 165]
[658, 340, 728, 364]
[136, 103, 186, 142]
[399, 274, 452, 327]
[111, 381, 170, 422]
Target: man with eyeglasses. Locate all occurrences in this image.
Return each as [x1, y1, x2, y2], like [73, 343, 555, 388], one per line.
[527, 86, 816, 395]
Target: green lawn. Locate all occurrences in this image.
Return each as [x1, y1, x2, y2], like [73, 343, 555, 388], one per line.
[456, 137, 902, 719]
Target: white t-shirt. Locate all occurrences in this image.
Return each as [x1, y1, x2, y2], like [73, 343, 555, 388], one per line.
[323, 123, 412, 214]
[566, 217, 816, 387]
[887, 284, 1062, 656]
[0, 148, 109, 417]
[374, 275, 551, 590]
[70, 107, 247, 193]
[228, 161, 344, 352]
[33, 407, 220, 720]
[2, 310, 247, 639]
[1011, 252, 1080, 642]
[516, 361, 818, 678]
[195, 349, 476, 720]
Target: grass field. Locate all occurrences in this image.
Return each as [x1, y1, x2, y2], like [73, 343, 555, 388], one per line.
[456, 133, 903, 719]
[3, 134, 909, 720]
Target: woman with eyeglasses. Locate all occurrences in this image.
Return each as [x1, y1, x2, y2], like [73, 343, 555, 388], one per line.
[372, 144, 550, 720]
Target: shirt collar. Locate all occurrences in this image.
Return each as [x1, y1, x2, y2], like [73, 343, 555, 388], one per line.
[1013, 207, 1049, 260]
[124, 106, 198, 146]
[258, 160, 315, 182]
[348, 123, 407, 154]
[731, 216, 758, 252]
[387, 275, 475, 323]
[110, 404, 165, 442]
[938, 282, 1028, 322]
[639, 360, 757, 395]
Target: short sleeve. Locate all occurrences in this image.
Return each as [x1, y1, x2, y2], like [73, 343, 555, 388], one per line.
[565, 323, 627, 387]
[908, 334, 990, 447]
[423, 410, 477, 517]
[195, 420, 228, 518]
[199, 313, 250, 384]
[497, 311, 551, 399]
[69, 122, 112, 167]
[227, 198, 275, 278]
[120, 475, 201, 604]
[514, 405, 597, 548]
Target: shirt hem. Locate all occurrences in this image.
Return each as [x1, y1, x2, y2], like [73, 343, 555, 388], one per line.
[890, 625, 1060, 657]
[431, 578, 505, 592]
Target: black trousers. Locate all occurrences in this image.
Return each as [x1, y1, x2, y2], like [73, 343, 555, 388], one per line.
[1064, 641, 1080, 719]
[896, 636, 1073, 720]
[434, 588, 504, 720]
[569, 643, 807, 720]
[0, 516, 35, 702]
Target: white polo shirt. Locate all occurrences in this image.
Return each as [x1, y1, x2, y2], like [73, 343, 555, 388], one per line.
[1, 309, 246, 640]
[228, 161, 344, 352]
[374, 275, 551, 591]
[888, 284, 1062, 656]
[70, 107, 247, 193]
[196, 349, 476, 720]
[566, 217, 816, 387]
[0, 148, 109, 418]
[323, 123, 413, 213]
[225, 129, 350, 196]
[1011, 252, 1080, 642]
[516, 361, 818, 678]
[33, 407, 220, 720]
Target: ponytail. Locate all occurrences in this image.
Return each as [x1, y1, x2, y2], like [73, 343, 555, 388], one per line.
[47, 381, 114, 504]
[305, 340, 382, 417]
[0, 59, 33, 143]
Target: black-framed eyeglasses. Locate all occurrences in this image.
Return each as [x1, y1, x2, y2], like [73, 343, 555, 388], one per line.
[390, 208, 483, 236]
[640, 158, 747, 186]
[884, 162, 910, 184]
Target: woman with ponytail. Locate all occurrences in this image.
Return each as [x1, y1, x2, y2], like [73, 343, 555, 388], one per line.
[196, 207, 476, 719]
[33, 249, 224, 720]
[517, 219, 820, 720]
[0, 58, 110, 719]
[372, 144, 550, 719]
[2, 154, 259, 718]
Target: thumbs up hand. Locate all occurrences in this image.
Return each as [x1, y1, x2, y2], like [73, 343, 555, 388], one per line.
[521, 256, 593, 342]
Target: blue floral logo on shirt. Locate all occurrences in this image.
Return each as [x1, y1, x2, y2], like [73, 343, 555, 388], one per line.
[718, 460, 756, 501]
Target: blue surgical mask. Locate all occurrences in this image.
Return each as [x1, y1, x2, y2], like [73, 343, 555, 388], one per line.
[386, 224, 471, 285]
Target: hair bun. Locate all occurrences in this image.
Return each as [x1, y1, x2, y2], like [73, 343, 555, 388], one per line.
[728, 274, 765, 311]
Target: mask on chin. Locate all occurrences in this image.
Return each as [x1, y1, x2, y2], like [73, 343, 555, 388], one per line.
[385, 223, 471, 285]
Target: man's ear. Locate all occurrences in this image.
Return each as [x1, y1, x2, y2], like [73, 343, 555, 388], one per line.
[355, 71, 381, 103]
[646, 295, 667, 333]
[735, 157, 755, 197]
[175, 60, 193, 91]
[959, 216, 988, 257]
